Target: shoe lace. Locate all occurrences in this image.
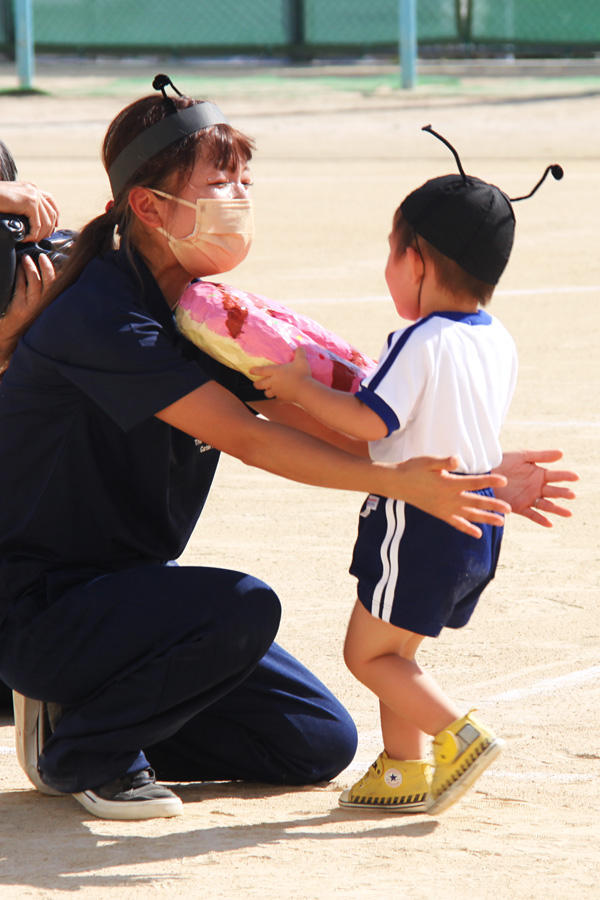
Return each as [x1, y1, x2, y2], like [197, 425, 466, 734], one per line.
[355, 757, 383, 788]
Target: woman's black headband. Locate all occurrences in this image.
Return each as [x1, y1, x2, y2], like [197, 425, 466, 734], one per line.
[108, 74, 229, 198]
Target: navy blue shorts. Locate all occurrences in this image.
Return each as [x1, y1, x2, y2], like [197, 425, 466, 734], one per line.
[349, 490, 503, 638]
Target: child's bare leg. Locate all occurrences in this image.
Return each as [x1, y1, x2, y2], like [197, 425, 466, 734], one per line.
[344, 600, 460, 759]
[379, 700, 428, 759]
[342, 601, 504, 814]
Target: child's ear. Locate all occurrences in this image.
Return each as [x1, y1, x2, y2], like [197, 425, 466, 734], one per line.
[406, 245, 424, 284]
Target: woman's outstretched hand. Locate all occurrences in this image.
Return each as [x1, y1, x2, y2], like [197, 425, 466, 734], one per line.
[493, 449, 578, 527]
[393, 455, 510, 539]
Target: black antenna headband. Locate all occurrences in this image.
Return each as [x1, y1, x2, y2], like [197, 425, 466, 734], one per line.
[421, 124, 564, 200]
[400, 126, 563, 285]
[108, 75, 230, 198]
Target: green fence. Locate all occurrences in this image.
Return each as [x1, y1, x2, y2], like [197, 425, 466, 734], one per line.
[0, 0, 599, 57]
[470, 0, 600, 45]
[31, 0, 291, 51]
[0, 1, 12, 48]
[303, 0, 459, 46]
[0, 0, 460, 54]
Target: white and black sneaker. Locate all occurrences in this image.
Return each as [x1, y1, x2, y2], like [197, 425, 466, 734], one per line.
[13, 692, 63, 797]
[73, 768, 183, 820]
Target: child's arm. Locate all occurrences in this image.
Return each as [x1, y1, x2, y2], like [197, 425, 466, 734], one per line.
[251, 347, 388, 442]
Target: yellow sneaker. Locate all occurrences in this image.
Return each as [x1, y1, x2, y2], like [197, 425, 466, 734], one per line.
[427, 710, 505, 815]
[339, 751, 431, 812]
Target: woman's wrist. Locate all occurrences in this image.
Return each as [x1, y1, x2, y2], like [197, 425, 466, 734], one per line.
[0, 332, 17, 364]
[0, 325, 18, 373]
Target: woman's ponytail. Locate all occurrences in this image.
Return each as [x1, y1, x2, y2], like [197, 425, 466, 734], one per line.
[35, 207, 118, 310]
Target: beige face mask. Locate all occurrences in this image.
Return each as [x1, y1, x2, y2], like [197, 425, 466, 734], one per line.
[152, 189, 254, 277]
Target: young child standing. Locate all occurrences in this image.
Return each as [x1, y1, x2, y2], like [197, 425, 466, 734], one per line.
[252, 127, 562, 815]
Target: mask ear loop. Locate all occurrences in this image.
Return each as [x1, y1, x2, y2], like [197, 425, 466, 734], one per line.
[510, 164, 564, 202]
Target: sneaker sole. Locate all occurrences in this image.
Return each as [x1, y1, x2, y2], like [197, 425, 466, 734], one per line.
[73, 789, 184, 821]
[13, 693, 63, 797]
[427, 737, 505, 815]
[339, 791, 428, 813]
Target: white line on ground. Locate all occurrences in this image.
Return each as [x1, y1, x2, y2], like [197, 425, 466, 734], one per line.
[3, 673, 598, 781]
[497, 285, 600, 297]
[343, 666, 600, 779]
[505, 420, 600, 427]
[295, 285, 600, 304]
[487, 665, 600, 703]
[342, 754, 596, 783]
[486, 770, 595, 783]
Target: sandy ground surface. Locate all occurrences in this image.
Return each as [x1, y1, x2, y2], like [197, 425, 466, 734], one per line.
[0, 61, 598, 899]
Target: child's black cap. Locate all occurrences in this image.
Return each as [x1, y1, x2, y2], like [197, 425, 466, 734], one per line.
[400, 126, 563, 286]
[400, 173, 515, 285]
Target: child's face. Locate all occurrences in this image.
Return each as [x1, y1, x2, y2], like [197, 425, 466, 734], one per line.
[385, 233, 420, 321]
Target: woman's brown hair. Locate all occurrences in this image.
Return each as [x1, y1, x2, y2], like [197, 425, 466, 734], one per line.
[26, 93, 254, 324]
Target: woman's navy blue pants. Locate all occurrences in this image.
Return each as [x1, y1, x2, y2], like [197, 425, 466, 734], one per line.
[0, 564, 357, 793]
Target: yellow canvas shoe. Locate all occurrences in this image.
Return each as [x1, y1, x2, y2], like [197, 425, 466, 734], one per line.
[339, 751, 431, 812]
[427, 710, 505, 815]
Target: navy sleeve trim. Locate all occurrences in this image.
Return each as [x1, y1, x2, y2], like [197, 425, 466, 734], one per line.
[355, 385, 400, 436]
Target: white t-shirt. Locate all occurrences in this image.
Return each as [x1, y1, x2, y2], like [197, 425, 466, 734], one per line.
[356, 310, 517, 473]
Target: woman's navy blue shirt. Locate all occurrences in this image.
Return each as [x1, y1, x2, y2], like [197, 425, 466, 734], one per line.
[0, 248, 262, 624]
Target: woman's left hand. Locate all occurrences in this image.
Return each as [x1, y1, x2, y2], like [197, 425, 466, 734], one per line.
[494, 449, 578, 527]
[0, 254, 56, 371]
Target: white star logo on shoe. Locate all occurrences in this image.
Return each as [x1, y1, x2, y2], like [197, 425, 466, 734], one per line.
[384, 768, 403, 788]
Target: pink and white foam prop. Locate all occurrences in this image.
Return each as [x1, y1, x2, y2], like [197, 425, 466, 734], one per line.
[176, 281, 377, 393]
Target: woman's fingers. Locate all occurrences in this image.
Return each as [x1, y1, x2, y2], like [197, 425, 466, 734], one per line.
[36, 252, 56, 291]
[541, 470, 580, 486]
[0, 182, 60, 241]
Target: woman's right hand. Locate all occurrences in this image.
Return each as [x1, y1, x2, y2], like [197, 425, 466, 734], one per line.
[0, 181, 59, 241]
[390, 455, 511, 539]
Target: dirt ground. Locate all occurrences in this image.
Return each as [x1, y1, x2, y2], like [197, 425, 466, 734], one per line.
[0, 61, 598, 899]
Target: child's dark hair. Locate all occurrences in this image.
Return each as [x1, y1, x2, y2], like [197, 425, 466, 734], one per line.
[391, 206, 495, 306]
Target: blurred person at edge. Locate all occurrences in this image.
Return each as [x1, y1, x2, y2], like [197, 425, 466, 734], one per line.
[0, 138, 58, 711]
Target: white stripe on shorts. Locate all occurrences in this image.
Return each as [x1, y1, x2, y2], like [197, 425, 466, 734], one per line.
[371, 499, 406, 623]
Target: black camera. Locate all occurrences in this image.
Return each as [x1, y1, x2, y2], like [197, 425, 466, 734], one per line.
[0, 214, 76, 317]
